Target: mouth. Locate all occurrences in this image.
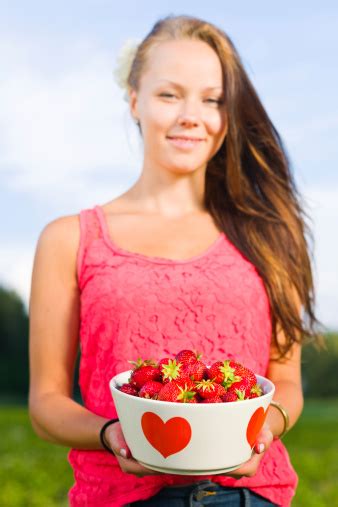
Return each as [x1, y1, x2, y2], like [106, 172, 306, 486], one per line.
[167, 136, 205, 150]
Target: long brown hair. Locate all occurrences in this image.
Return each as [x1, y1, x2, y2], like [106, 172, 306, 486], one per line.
[126, 14, 323, 360]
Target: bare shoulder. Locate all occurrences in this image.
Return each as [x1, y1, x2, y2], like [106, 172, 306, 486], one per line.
[35, 213, 81, 285]
[38, 213, 80, 251]
[39, 213, 80, 242]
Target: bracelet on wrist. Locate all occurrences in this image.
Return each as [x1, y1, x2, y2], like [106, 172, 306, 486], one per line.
[99, 418, 119, 454]
[270, 400, 290, 440]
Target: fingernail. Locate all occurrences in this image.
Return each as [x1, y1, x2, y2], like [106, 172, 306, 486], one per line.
[120, 448, 127, 458]
[257, 443, 265, 453]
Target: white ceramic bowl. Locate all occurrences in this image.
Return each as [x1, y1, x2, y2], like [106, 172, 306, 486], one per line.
[109, 370, 275, 475]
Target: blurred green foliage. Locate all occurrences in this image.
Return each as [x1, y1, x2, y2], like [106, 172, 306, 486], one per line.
[0, 286, 29, 397]
[301, 333, 338, 397]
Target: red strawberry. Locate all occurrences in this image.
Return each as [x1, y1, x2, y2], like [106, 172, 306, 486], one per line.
[128, 357, 157, 371]
[139, 380, 163, 399]
[234, 364, 256, 385]
[213, 383, 227, 397]
[201, 396, 223, 403]
[194, 379, 220, 399]
[129, 365, 161, 390]
[157, 357, 172, 371]
[157, 381, 197, 403]
[226, 376, 253, 399]
[183, 360, 208, 381]
[175, 349, 201, 368]
[249, 383, 263, 398]
[208, 360, 236, 384]
[160, 358, 190, 384]
[226, 365, 256, 397]
[175, 378, 197, 392]
[119, 383, 139, 396]
[222, 390, 240, 402]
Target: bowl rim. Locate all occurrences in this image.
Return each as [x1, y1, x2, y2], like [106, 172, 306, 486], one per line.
[109, 370, 275, 407]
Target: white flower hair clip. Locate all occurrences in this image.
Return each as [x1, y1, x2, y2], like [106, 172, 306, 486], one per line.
[113, 38, 141, 102]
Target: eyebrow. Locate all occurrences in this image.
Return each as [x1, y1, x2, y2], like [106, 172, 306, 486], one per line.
[156, 79, 223, 91]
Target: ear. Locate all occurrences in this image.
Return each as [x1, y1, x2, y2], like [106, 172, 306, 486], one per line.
[128, 88, 139, 122]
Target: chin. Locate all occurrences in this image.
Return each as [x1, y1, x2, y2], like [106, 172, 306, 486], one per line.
[170, 167, 204, 176]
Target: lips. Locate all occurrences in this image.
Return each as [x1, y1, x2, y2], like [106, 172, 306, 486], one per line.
[168, 136, 205, 141]
[167, 136, 204, 150]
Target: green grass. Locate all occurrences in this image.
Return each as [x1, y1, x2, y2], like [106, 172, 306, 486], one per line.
[0, 408, 72, 507]
[283, 398, 338, 506]
[1, 399, 337, 506]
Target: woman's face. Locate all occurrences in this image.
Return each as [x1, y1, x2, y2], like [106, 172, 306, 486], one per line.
[129, 39, 228, 176]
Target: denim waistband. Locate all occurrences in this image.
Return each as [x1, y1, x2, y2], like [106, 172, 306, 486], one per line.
[189, 480, 251, 506]
[153, 480, 252, 507]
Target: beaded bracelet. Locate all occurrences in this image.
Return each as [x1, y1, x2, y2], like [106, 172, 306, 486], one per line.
[270, 400, 290, 440]
[99, 418, 119, 454]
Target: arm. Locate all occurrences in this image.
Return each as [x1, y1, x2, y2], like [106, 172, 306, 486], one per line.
[227, 290, 303, 478]
[264, 330, 304, 438]
[28, 215, 109, 449]
[28, 215, 161, 476]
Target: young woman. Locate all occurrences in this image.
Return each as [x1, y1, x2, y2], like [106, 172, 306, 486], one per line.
[28, 14, 320, 507]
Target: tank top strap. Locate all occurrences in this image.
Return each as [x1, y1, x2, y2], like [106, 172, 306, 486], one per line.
[77, 206, 105, 288]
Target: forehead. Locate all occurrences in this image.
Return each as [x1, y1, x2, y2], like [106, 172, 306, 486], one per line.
[144, 39, 224, 84]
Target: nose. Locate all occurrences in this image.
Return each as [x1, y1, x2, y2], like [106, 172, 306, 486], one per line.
[177, 100, 201, 127]
[177, 115, 199, 127]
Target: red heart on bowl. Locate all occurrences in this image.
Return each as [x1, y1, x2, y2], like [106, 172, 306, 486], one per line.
[141, 412, 192, 458]
[246, 406, 270, 448]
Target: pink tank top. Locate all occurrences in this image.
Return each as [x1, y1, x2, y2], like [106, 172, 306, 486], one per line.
[67, 205, 298, 507]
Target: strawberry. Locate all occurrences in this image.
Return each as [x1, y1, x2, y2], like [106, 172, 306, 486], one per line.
[249, 383, 263, 398]
[233, 364, 256, 385]
[222, 390, 241, 402]
[128, 357, 157, 371]
[157, 381, 197, 403]
[226, 364, 256, 397]
[194, 379, 220, 399]
[157, 357, 172, 371]
[213, 382, 227, 397]
[226, 376, 253, 399]
[175, 378, 197, 392]
[183, 360, 208, 381]
[208, 360, 237, 386]
[175, 349, 201, 368]
[201, 396, 223, 403]
[129, 365, 161, 390]
[160, 358, 190, 384]
[119, 383, 139, 396]
[139, 380, 163, 399]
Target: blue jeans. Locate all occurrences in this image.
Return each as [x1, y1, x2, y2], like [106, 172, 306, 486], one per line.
[125, 480, 278, 506]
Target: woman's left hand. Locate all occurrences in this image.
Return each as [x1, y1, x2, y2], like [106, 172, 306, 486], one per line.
[224, 423, 274, 479]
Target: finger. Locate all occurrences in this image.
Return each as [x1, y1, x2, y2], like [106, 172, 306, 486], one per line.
[119, 456, 163, 476]
[226, 452, 263, 478]
[104, 424, 132, 459]
[254, 427, 274, 454]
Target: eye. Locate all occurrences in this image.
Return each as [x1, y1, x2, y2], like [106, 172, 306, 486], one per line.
[206, 98, 224, 104]
[159, 93, 176, 98]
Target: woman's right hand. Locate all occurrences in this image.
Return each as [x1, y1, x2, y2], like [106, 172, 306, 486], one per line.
[104, 421, 164, 477]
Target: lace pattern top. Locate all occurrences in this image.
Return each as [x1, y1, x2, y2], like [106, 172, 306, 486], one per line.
[67, 205, 298, 507]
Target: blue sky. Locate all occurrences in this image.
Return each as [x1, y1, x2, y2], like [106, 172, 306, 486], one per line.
[0, 1, 337, 328]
